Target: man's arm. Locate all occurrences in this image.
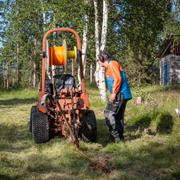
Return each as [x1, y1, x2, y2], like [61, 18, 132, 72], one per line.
[110, 61, 122, 99]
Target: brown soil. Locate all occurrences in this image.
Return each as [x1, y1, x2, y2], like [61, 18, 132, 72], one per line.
[89, 154, 114, 174]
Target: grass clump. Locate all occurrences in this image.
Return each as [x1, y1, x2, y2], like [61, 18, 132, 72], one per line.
[127, 109, 174, 136]
[150, 111, 173, 134]
[128, 113, 152, 130]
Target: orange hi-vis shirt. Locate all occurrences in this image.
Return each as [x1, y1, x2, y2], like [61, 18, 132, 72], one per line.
[105, 60, 123, 95]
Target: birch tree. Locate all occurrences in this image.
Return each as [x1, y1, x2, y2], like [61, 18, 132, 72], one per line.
[78, 0, 90, 83]
[94, 0, 109, 101]
[82, 0, 90, 76]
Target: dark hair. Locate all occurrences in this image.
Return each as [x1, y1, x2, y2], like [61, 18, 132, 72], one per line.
[98, 50, 110, 62]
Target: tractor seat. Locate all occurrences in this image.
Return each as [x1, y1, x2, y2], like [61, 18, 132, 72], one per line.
[55, 74, 76, 92]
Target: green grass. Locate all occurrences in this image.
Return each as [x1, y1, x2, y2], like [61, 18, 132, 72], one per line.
[0, 86, 180, 179]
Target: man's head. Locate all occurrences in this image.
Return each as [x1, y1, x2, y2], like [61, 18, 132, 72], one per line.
[98, 50, 109, 63]
[97, 50, 110, 67]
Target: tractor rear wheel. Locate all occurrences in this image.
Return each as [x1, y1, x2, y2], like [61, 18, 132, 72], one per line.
[30, 105, 37, 133]
[79, 110, 97, 142]
[32, 112, 49, 143]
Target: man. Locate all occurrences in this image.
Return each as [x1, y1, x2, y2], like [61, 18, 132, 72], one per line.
[97, 50, 132, 142]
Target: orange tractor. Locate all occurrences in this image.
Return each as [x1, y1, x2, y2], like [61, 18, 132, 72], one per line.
[30, 28, 97, 146]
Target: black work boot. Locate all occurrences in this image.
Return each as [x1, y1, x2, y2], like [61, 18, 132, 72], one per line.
[110, 130, 121, 143]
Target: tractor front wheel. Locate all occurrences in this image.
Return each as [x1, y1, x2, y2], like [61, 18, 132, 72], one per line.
[29, 105, 37, 133]
[32, 112, 49, 143]
[79, 110, 97, 142]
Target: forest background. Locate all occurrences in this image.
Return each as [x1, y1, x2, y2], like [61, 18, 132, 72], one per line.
[0, 0, 179, 90]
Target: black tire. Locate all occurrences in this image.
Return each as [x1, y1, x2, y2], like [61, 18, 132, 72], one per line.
[79, 110, 97, 142]
[30, 106, 37, 133]
[32, 112, 49, 143]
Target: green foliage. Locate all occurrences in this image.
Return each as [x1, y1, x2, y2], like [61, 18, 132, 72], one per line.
[108, 0, 172, 85]
[0, 0, 179, 89]
[162, 0, 180, 37]
[0, 0, 87, 88]
[133, 86, 147, 99]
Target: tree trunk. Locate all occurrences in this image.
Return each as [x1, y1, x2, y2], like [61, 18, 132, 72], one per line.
[94, 0, 108, 101]
[16, 44, 19, 85]
[82, 0, 89, 77]
[100, 0, 108, 51]
[78, 0, 90, 85]
[6, 64, 9, 89]
[41, 0, 46, 33]
[94, 0, 101, 93]
[3, 64, 5, 89]
[94, 0, 100, 59]
[90, 63, 93, 84]
[33, 39, 37, 88]
[72, 60, 74, 76]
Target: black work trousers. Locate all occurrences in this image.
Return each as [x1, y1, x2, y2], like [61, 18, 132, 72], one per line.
[104, 99, 127, 141]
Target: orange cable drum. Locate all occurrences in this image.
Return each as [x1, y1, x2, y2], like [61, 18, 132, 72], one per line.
[49, 41, 67, 66]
